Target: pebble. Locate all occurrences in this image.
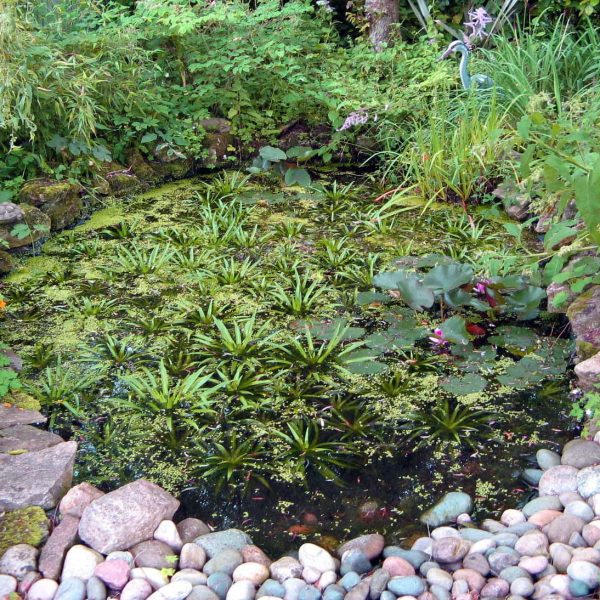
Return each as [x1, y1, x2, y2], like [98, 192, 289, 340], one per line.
[382, 557, 415, 577]
[107, 551, 135, 567]
[55, 577, 86, 600]
[382, 548, 428, 568]
[431, 538, 470, 563]
[154, 521, 183, 553]
[339, 550, 371, 575]
[569, 578, 591, 597]
[207, 573, 233, 600]
[188, 586, 221, 600]
[323, 584, 345, 600]
[510, 577, 534, 597]
[87, 575, 108, 600]
[462, 553, 490, 576]
[539, 465, 579, 496]
[419, 562, 438, 577]
[339, 571, 361, 590]
[452, 568, 485, 592]
[177, 519, 211, 544]
[283, 578, 306, 600]
[298, 583, 322, 600]
[495, 533, 518, 548]
[0, 544, 39, 580]
[547, 514, 586, 544]
[298, 544, 335, 574]
[522, 468, 543, 486]
[467, 539, 495, 555]
[301, 567, 320, 584]
[94, 558, 130, 589]
[561, 439, 600, 468]
[425, 568, 452, 590]
[172, 569, 208, 586]
[257, 579, 285, 598]
[571, 547, 600, 564]
[410, 538, 432, 554]
[480, 577, 509, 598]
[270, 557, 303, 582]
[130, 567, 170, 590]
[121, 578, 154, 600]
[514, 531, 548, 556]
[567, 560, 600, 588]
[537, 449, 561, 470]
[566, 501, 595, 522]
[430, 527, 460, 540]
[528, 509, 562, 528]
[458, 529, 493, 542]
[147, 581, 193, 600]
[518, 556, 548, 575]
[226, 581, 259, 600]
[0, 574, 17, 596]
[28, 578, 59, 600]
[488, 548, 519, 573]
[498, 567, 530, 584]
[316, 571, 336, 590]
[131, 540, 178, 570]
[370, 568, 390, 600]
[204, 550, 244, 576]
[338, 534, 385, 561]
[233, 563, 270, 585]
[501, 510, 526, 527]
[549, 544, 572, 573]
[522, 496, 562, 517]
[181, 543, 207, 571]
[62, 545, 104, 581]
[429, 584, 448, 600]
[242, 546, 272, 567]
[18, 570, 41, 594]
[451, 580, 468, 596]
[577, 465, 600, 498]
[387, 576, 426, 597]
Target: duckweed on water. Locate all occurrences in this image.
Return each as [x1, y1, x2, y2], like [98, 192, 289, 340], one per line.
[0, 173, 576, 550]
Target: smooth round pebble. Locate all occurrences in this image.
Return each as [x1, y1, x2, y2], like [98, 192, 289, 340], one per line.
[232, 563, 270, 586]
[501, 510, 526, 527]
[382, 557, 416, 577]
[172, 569, 208, 586]
[87, 576, 107, 600]
[181, 544, 207, 571]
[387, 576, 426, 597]
[510, 577, 534, 597]
[426, 568, 452, 591]
[55, 577, 87, 600]
[0, 574, 18, 596]
[121, 578, 154, 600]
[298, 544, 336, 574]
[154, 520, 183, 552]
[226, 580, 255, 600]
[147, 581, 193, 600]
[28, 578, 59, 600]
[208, 573, 233, 600]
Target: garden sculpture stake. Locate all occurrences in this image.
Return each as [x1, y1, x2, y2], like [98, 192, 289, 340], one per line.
[439, 41, 494, 91]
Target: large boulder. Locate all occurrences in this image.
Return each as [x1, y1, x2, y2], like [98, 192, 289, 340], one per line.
[0, 425, 63, 454]
[0, 405, 46, 430]
[0, 441, 77, 511]
[19, 180, 83, 230]
[78, 480, 180, 554]
[574, 352, 600, 393]
[0, 204, 50, 248]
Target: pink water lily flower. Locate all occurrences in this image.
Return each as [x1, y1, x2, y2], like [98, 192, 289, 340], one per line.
[429, 327, 448, 346]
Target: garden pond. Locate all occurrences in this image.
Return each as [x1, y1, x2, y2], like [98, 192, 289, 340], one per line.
[0, 172, 577, 554]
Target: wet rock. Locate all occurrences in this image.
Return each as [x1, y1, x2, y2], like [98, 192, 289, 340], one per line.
[121, 578, 154, 600]
[545, 514, 586, 544]
[180, 543, 207, 570]
[538, 465, 579, 496]
[19, 180, 83, 230]
[0, 543, 39, 580]
[207, 573, 233, 600]
[94, 558, 131, 590]
[55, 577, 86, 600]
[575, 353, 600, 393]
[387, 576, 426, 597]
[339, 549, 371, 575]
[130, 567, 170, 590]
[370, 568, 390, 600]
[522, 469, 543, 486]
[577, 465, 600, 498]
[204, 549, 244, 576]
[177, 518, 211, 544]
[0, 441, 77, 511]
[522, 496, 562, 518]
[420, 493, 472, 528]
[0, 424, 63, 454]
[514, 531, 549, 556]
[61, 544, 104, 581]
[38, 514, 80, 579]
[567, 560, 600, 589]
[452, 568, 485, 592]
[431, 538, 470, 563]
[338, 534, 384, 561]
[564, 501, 594, 522]
[59, 483, 105, 518]
[299, 544, 336, 573]
[382, 557, 416, 577]
[270, 557, 304, 582]
[195, 530, 252, 559]
[188, 586, 221, 600]
[242, 546, 271, 567]
[147, 580, 193, 600]
[28, 578, 59, 600]
[0, 204, 50, 248]
[232, 562, 270, 585]
[536, 450, 562, 471]
[154, 520, 183, 552]
[131, 540, 177, 570]
[87, 576, 107, 600]
[78, 479, 179, 553]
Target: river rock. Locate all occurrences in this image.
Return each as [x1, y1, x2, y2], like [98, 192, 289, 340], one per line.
[316, 571, 336, 590]
[488, 548, 519, 573]
[204, 549, 244, 576]
[582, 521, 600, 545]
[518, 556, 548, 575]
[188, 586, 221, 600]
[298, 583, 322, 600]
[107, 551, 135, 566]
[0, 543, 39, 580]
[226, 580, 256, 600]
[452, 568, 485, 592]
[370, 568, 390, 600]
[55, 577, 86, 600]
[195, 530, 252, 559]
[463, 553, 490, 576]
[562, 439, 600, 468]
[298, 544, 336, 573]
[19, 179, 83, 230]
[522, 469, 544, 486]
[522, 496, 562, 517]
[481, 577, 509, 598]
[154, 520, 183, 552]
[0, 441, 77, 511]
[431, 538, 470, 563]
[0, 204, 50, 248]
[131, 540, 177, 569]
[283, 578, 306, 600]
[567, 560, 600, 588]
[510, 577, 534, 597]
[87, 575, 107, 600]
[121, 578, 154, 600]
[0, 573, 17, 596]
[242, 546, 271, 567]
[148, 580, 193, 600]
[59, 483, 104, 518]
[270, 557, 303, 582]
[339, 571, 360, 590]
[28, 578, 59, 600]
[340, 549, 371, 575]
[39, 514, 80, 579]
[528, 510, 562, 528]
[301, 567, 319, 584]
[233, 562, 270, 585]
[94, 558, 130, 589]
[172, 568, 208, 586]
[78, 479, 179, 553]
[131, 567, 170, 590]
[338, 534, 384, 561]
[180, 543, 207, 570]
[514, 532, 549, 556]
[420, 493, 473, 527]
[538, 465, 578, 496]
[536, 449, 561, 471]
[177, 518, 211, 544]
[577, 465, 600, 498]
[495, 533, 518, 548]
[425, 568, 452, 591]
[431, 527, 460, 540]
[382, 557, 415, 577]
[322, 585, 345, 600]
[546, 514, 586, 544]
[575, 353, 600, 393]
[61, 544, 104, 581]
[387, 576, 425, 597]
[383, 548, 428, 568]
[501, 510, 526, 527]
[207, 572, 233, 600]
[343, 579, 368, 600]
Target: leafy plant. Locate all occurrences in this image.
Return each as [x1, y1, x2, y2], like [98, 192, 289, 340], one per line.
[249, 146, 315, 187]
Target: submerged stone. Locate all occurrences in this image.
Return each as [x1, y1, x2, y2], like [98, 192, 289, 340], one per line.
[420, 492, 473, 527]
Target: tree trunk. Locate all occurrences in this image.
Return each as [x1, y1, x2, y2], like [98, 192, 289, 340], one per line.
[365, 0, 399, 51]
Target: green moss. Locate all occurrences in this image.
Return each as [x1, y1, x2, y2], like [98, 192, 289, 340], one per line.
[73, 204, 124, 233]
[0, 507, 49, 556]
[4, 391, 41, 411]
[6, 256, 63, 285]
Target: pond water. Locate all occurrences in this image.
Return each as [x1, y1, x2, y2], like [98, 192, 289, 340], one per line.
[1, 173, 577, 554]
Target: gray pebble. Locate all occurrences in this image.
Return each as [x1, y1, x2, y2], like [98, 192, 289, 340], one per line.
[323, 584, 345, 600]
[55, 577, 86, 600]
[298, 584, 321, 600]
[87, 576, 107, 600]
[339, 572, 361, 591]
[207, 573, 232, 600]
[257, 580, 285, 598]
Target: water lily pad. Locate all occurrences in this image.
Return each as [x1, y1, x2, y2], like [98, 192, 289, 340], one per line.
[356, 291, 391, 305]
[438, 315, 469, 345]
[292, 318, 366, 341]
[373, 270, 435, 311]
[440, 373, 488, 395]
[488, 326, 539, 351]
[423, 263, 474, 293]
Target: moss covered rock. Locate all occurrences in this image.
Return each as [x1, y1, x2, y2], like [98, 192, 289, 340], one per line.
[150, 145, 193, 180]
[4, 391, 41, 411]
[198, 118, 235, 169]
[0, 250, 15, 274]
[0, 507, 50, 557]
[19, 180, 83, 231]
[567, 285, 600, 356]
[93, 163, 142, 197]
[125, 150, 162, 185]
[0, 205, 51, 249]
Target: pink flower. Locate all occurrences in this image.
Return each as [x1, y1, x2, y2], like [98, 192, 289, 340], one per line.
[429, 328, 448, 346]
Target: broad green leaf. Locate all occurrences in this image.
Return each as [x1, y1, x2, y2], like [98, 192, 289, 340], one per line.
[488, 325, 538, 350]
[259, 146, 287, 162]
[439, 315, 469, 345]
[423, 263, 473, 293]
[141, 132, 158, 144]
[543, 220, 579, 251]
[284, 167, 311, 187]
[440, 373, 488, 395]
[374, 270, 434, 311]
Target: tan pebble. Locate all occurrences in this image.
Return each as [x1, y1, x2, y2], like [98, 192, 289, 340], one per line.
[381, 557, 415, 577]
[232, 563, 270, 586]
[452, 568, 486, 593]
[528, 510, 562, 528]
